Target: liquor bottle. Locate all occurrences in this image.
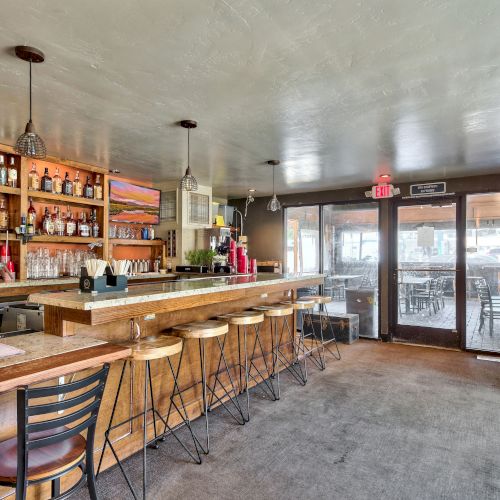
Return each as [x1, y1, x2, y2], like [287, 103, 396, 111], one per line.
[41, 168, 53, 193]
[90, 209, 100, 237]
[27, 198, 37, 233]
[73, 171, 82, 197]
[0, 155, 7, 186]
[26, 214, 34, 235]
[83, 176, 94, 199]
[53, 167, 63, 194]
[28, 163, 40, 191]
[19, 214, 26, 235]
[78, 212, 90, 237]
[0, 199, 8, 231]
[62, 172, 73, 196]
[94, 174, 103, 200]
[7, 158, 17, 188]
[42, 207, 55, 235]
[149, 224, 155, 240]
[66, 209, 76, 236]
[54, 207, 65, 236]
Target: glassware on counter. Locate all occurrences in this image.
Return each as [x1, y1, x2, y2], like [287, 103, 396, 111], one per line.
[26, 248, 97, 279]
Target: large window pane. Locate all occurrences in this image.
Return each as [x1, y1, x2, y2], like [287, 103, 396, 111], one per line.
[322, 202, 379, 338]
[285, 206, 320, 273]
[466, 193, 500, 352]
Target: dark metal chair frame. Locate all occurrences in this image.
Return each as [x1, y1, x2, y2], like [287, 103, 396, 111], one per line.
[474, 278, 500, 336]
[1, 364, 110, 500]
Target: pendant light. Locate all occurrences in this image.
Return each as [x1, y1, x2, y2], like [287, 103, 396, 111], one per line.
[179, 120, 198, 191]
[266, 160, 281, 212]
[14, 46, 47, 159]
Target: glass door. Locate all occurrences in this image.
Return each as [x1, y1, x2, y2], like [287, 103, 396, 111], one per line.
[466, 193, 500, 352]
[393, 198, 460, 348]
[322, 202, 379, 338]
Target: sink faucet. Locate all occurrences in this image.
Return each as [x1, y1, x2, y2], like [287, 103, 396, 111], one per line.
[234, 209, 244, 238]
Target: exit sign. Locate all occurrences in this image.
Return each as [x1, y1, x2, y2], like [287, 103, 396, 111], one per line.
[372, 184, 394, 199]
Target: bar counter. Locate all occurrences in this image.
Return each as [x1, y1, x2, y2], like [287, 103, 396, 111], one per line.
[0, 273, 322, 496]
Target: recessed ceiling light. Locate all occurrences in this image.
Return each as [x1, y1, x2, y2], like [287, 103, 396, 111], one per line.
[109, 169, 120, 174]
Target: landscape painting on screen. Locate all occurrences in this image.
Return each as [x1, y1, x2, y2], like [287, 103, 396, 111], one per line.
[109, 180, 160, 224]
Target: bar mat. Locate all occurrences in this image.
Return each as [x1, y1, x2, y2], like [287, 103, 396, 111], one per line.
[0, 343, 25, 358]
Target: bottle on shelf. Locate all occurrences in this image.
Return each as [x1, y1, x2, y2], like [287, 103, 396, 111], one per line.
[27, 198, 37, 234]
[42, 207, 55, 235]
[90, 208, 99, 237]
[7, 158, 17, 188]
[0, 155, 7, 186]
[19, 214, 26, 235]
[149, 224, 155, 240]
[78, 212, 90, 237]
[41, 168, 53, 193]
[83, 176, 93, 199]
[52, 167, 63, 194]
[94, 174, 103, 200]
[54, 207, 65, 236]
[28, 163, 40, 191]
[0, 199, 8, 231]
[62, 172, 73, 196]
[66, 208, 76, 236]
[73, 171, 82, 197]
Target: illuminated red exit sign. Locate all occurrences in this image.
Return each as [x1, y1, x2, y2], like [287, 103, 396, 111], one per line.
[372, 184, 394, 199]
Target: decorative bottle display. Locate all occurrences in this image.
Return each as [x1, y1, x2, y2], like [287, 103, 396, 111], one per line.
[78, 212, 90, 237]
[7, 158, 17, 188]
[90, 209, 99, 237]
[0, 199, 8, 230]
[0, 155, 7, 186]
[19, 215, 26, 235]
[41, 168, 52, 193]
[54, 207, 65, 236]
[52, 167, 63, 194]
[83, 176, 93, 199]
[66, 208, 76, 236]
[62, 172, 73, 196]
[28, 163, 40, 190]
[42, 207, 55, 235]
[27, 198, 37, 233]
[94, 174, 103, 200]
[73, 171, 82, 197]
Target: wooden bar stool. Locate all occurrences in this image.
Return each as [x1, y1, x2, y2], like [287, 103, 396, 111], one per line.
[171, 320, 245, 455]
[252, 303, 306, 400]
[0, 364, 109, 500]
[217, 310, 275, 422]
[97, 335, 200, 500]
[306, 295, 341, 361]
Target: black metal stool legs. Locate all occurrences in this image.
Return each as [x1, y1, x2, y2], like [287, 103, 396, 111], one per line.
[301, 307, 326, 370]
[322, 302, 341, 360]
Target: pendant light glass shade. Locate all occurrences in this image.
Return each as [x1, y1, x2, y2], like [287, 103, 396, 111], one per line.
[266, 161, 281, 212]
[14, 47, 46, 159]
[179, 120, 198, 192]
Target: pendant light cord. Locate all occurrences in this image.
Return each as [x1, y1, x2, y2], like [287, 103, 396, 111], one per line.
[29, 59, 32, 122]
[187, 127, 190, 168]
[272, 165, 275, 195]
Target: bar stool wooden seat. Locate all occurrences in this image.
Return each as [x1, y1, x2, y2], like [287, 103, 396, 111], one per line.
[171, 320, 245, 455]
[97, 335, 200, 500]
[0, 364, 109, 500]
[305, 295, 341, 361]
[253, 303, 305, 399]
[282, 298, 326, 371]
[217, 310, 274, 422]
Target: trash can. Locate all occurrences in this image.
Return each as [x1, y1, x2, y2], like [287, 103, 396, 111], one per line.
[346, 288, 376, 338]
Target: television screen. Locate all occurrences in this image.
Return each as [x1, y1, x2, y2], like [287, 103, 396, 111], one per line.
[109, 180, 161, 224]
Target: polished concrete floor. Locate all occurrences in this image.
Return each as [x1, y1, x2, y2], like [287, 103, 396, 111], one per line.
[77, 341, 500, 500]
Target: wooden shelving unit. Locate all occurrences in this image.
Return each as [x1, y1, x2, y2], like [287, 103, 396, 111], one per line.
[27, 190, 105, 207]
[109, 239, 163, 246]
[0, 186, 21, 196]
[30, 236, 104, 244]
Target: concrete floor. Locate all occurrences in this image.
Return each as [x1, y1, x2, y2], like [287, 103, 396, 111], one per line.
[74, 340, 500, 500]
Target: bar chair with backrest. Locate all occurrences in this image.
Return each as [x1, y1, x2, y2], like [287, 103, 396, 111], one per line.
[474, 278, 500, 336]
[0, 364, 110, 500]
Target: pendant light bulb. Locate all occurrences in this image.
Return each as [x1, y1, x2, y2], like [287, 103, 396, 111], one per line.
[14, 46, 46, 159]
[266, 161, 281, 212]
[179, 120, 198, 192]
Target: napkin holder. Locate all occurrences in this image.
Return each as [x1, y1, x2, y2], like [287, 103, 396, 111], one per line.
[79, 266, 128, 295]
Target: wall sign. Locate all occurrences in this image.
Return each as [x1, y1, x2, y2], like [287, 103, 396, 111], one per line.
[365, 183, 400, 199]
[410, 182, 446, 197]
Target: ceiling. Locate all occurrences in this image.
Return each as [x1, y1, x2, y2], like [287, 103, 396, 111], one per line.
[1, 1, 500, 199]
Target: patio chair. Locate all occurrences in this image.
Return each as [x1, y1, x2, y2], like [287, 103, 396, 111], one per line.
[413, 278, 439, 315]
[473, 278, 500, 336]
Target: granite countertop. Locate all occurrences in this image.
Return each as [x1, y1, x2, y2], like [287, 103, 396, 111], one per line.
[28, 273, 324, 311]
[0, 332, 107, 369]
[0, 273, 177, 289]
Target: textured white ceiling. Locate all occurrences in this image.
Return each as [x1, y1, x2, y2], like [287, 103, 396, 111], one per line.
[1, 0, 500, 198]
